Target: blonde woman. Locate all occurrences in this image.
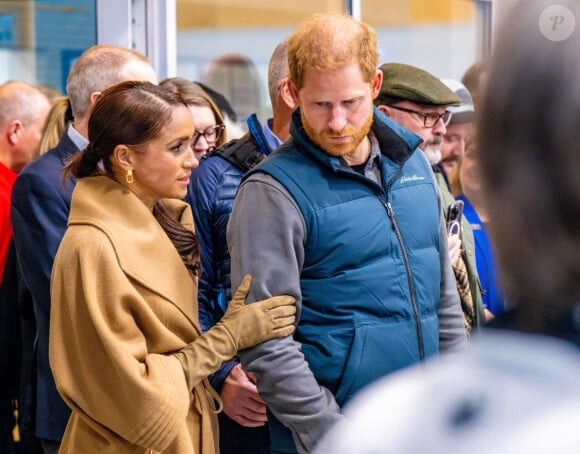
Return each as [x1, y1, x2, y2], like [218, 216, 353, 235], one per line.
[34, 96, 73, 159]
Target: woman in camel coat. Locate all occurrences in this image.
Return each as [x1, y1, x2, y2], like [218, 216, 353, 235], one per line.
[49, 81, 295, 453]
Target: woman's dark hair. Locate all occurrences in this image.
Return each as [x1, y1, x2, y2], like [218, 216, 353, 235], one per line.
[478, 0, 580, 331]
[64, 81, 182, 179]
[64, 80, 200, 274]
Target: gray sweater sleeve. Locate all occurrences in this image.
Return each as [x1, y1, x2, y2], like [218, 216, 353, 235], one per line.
[437, 204, 469, 352]
[227, 173, 343, 453]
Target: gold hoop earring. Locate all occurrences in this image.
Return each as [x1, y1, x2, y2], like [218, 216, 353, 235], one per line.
[126, 169, 133, 184]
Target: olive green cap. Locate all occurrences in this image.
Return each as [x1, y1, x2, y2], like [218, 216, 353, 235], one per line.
[375, 63, 461, 107]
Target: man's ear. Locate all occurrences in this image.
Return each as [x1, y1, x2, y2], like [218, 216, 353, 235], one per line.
[113, 144, 133, 172]
[286, 79, 300, 107]
[279, 78, 298, 110]
[371, 69, 383, 100]
[377, 105, 390, 116]
[6, 120, 22, 146]
[89, 91, 102, 110]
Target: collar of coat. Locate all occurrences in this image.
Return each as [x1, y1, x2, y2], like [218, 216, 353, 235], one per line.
[68, 175, 198, 327]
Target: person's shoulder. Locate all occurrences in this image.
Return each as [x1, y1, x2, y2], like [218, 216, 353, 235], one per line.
[19, 149, 58, 175]
[197, 151, 239, 176]
[56, 224, 112, 271]
[203, 133, 261, 172]
[18, 139, 76, 184]
[14, 151, 68, 196]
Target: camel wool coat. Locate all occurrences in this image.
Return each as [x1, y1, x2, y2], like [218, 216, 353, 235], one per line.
[50, 176, 226, 454]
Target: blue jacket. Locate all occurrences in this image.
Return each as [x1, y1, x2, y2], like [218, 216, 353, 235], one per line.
[187, 115, 275, 451]
[458, 194, 505, 315]
[188, 114, 272, 391]
[11, 133, 77, 441]
[187, 114, 271, 345]
[250, 107, 441, 406]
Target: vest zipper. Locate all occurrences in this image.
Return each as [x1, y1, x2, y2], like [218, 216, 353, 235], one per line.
[383, 199, 425, 362]
[381, 161, 425, 362]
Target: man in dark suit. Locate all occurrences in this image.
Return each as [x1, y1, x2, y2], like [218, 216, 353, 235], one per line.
[10, 45, 157, 454]
[0, 80, 50, 454]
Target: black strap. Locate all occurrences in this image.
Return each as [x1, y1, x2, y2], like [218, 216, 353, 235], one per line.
[209, 133, 265, 173]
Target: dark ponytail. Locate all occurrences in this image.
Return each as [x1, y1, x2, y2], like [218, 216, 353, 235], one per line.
[62, 143, 104, 186]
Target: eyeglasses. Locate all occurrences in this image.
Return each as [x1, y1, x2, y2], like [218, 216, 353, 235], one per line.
[388, 105, 452, 128]
[191, 124, 225, 147]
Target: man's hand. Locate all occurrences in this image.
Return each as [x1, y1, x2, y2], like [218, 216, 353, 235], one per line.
[448, 233, 462, 267]
[221, 364, 267, 427]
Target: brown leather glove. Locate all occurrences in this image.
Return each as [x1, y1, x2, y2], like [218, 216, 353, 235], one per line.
[174, 275, 295, 390]
[217, 274, 296, 350]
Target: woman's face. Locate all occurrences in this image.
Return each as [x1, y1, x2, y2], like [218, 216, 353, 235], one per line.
[188, 104, 221, 160]
[128, 105, 198, 209]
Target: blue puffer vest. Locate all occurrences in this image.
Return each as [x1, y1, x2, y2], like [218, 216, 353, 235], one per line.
[247, 108, 441, 406]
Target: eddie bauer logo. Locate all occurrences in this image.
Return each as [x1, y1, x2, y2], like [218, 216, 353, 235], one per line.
[400, 175, 425, 184]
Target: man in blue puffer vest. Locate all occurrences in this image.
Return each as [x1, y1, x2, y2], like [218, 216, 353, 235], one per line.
[228, 13, 467, 454]
[186, 38, 296, 454]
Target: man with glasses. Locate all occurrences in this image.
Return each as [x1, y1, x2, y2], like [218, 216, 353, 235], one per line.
[375, 63, 486, 333]
[374, 63, 456, 158]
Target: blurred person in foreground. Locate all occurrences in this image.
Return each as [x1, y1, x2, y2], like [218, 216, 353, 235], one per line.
[313, 1, 580, 452]
[228, 13, 466, 454]
[187, 37, 296, 454]
[49, 81, 295, 453]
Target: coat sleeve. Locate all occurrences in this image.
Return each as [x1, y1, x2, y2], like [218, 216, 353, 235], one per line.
[50, 229, 191, 452]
